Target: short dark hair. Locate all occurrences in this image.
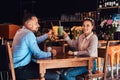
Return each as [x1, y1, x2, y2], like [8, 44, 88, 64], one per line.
[83, 17, 95, 27]
[22, 13, 36, 24]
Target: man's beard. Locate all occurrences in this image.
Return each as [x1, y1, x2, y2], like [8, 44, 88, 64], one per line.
[34, 30, 41, 36]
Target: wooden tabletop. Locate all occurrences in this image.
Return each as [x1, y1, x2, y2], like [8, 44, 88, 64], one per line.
[36, 55, 96, 80]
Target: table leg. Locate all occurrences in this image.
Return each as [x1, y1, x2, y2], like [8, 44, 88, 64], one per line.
[115, 52, 119, 79]
[109, 54, 114, 79]
[88, 60, 93, 80]
[40, 73, 45, 80]
[116, 64, 119, 79]
[39, 64, 46, 80]
[97, 58, 102, 71]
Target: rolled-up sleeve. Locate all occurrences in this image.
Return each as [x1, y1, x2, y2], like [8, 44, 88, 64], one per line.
[36, 34, 48, 43]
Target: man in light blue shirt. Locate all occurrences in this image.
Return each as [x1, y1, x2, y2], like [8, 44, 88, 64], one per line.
[12, 13, 59, 80]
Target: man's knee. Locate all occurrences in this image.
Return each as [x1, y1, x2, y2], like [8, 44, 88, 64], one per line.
[45, 71, 60, 80]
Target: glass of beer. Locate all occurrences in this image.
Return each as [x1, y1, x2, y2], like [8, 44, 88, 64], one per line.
[58, 26, 63, 36]
[52, 26, 58, 36]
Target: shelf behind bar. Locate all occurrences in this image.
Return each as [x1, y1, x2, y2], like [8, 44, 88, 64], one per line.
[97, 6, 120, 10]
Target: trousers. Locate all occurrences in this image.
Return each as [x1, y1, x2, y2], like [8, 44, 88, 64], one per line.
[15, 61, 60, 80]
[61, 60, 96, 80]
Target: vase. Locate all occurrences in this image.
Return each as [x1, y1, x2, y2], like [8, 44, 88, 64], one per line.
[109, 33, 114, 40]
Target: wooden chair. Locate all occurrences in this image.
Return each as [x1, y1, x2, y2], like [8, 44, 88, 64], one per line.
[78, 40, 110, 80]
[99, 40, 120, 79]
[0, 45, 10, 80]
[6, 42, 40, 80]
[6, 42, 16, 80]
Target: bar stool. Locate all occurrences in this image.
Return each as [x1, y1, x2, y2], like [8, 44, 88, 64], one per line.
[108, 46, 116, 79]
[108, 45, 120, 79]
[114, 45, 120, 79]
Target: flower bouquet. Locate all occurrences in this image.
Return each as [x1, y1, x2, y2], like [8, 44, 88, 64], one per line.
[100, 19, 119, 40]
[71, 26, 83, 39]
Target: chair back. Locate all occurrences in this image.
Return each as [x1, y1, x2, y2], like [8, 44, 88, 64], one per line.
[0, 45, 9, 71]
[97, 40, 110, 80]
[0, 44, 9, 80]
[6, 42, 16, 80]
[77, 40, 110, 80]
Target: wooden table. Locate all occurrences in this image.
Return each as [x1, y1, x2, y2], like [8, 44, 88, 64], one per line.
[36, 55, 96, 80]
[98, 40, 120, 46]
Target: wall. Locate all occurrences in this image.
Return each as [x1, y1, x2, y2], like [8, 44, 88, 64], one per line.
[0, 0, 97, 25]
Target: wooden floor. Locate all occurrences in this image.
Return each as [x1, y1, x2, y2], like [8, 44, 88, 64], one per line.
[1, 68, 120, 80]
[105, 69, 120, 80]
[76, 68, 120, 80]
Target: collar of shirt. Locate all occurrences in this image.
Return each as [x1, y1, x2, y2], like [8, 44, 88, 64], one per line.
[22, 26, 27, 29]
[22, 26, 31, 32]
[83, 32, 93, 40]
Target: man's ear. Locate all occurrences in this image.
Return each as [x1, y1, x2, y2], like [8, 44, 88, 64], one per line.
[25, 20, 33, 29]
[27, 21, 32, 26]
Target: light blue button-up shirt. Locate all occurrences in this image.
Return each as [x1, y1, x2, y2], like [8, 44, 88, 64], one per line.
[12, 27, 51, 68]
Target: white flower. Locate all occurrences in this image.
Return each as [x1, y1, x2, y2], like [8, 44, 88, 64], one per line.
[100, 20, 107, 28]
[71, 26, 76, 31]
[75, 26, 82, 30]
[112, 21, 119, 27]
[71, 26, 82, 31]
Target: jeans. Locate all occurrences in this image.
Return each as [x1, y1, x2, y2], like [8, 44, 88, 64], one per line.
[61, 60, 96, 80]
[15, 61, 60, 80]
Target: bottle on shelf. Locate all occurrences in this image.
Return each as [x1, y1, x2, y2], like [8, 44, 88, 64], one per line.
[101, 0, 119, 8]
[112, 0, 116, 6]
[115, 0, 119, 6]
[106, 0, 111, 7]
[99, 0, 103, 8]
[104, 0, 107, 7]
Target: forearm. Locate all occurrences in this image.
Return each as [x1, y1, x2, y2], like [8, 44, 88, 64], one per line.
[65, 36, 78, 48]
[31, 43, 52, 58]
[36, 34, 48, 43]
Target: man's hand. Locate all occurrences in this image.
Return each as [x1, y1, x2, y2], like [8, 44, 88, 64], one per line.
[48, 29, 53, 38]
[51, 49, 57, 57]
[63, 31, 68, 38]
[67, 50, 74, 56]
